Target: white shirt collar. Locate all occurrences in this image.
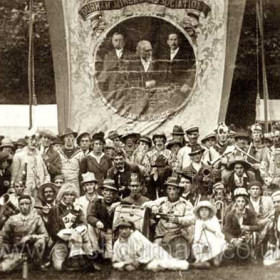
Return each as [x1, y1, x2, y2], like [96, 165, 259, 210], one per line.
[115, 48, 123, 59]
[170, 47, 179, 61]
[141, 58, 151, 72]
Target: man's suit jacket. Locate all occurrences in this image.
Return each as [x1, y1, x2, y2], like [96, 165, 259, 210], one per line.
[45, 146, 62, 181]
[98, 49, 132, 93]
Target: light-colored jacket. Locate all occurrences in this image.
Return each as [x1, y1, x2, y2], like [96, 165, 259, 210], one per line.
[11, 147, 50, 196]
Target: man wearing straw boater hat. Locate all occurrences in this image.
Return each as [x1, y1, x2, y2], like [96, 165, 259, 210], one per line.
[87, 179, 119, 260]
[57, 128, 84, 196]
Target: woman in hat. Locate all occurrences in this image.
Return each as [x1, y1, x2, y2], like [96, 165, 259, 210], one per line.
[192, 201, 226, 268]
[223, 188, 261, 261]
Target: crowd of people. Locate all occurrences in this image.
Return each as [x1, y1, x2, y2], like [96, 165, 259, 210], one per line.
[1, 121, 280, 273]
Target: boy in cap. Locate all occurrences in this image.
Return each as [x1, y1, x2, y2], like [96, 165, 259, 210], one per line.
[87, 179, 119, 260]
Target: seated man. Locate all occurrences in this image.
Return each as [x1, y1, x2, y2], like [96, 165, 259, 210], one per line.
[0, 195, 48, 272]
[87, 179, 119, 260]
[47, 183, 92, 271]
[36, 182, 57, 223]
[121, 173, 150, 206]
[143, 177, 194, 258]
[178, 172, 195, 206]
[113, 218, 189, 271]
[107, 148, 141, 198]
[222, 157, 255, 195]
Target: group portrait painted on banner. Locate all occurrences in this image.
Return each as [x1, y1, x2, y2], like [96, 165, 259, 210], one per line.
[94, 17, 196, 120]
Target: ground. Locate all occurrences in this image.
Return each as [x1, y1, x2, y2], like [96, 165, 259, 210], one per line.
[1, 263, 279, 280]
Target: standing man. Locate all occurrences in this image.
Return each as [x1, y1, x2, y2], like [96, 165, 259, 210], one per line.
[58, 128, 84, 196]
[11, 132, 50, 197]
[77, 132, 92, 156]
[38, 130, 62, 182]
[164, 33, 194, 92]
[80, 132, 112, 190]
[98, 31, 132, 93]
[120, 129, 140, 162]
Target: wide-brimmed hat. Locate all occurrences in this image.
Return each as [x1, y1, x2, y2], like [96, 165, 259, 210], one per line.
[166, 139, 182, 150]
[108, 130, 121, 140]
[76, 132, 90, 146]
[0, 151, 10, 162]
[120, 129, 140, 142]
[152, 132, 167, 143]
[59, 128, 78, 139]
[233, 187, 249, 200]
[0, 137, 14, 149]
[164, 177, 182, 188]
[101, 179, 118, 192]
[201, 132, 216, 144]
[81, 172, 98, 186]
[172, 125, 185, 136]
[151, 154, 168, 168]
[15, 138, 27, 147]
[92, 132, 105, 144]
[185, 126, 199, 134]
[39, 130, 56, 140]
[234, 131, 251, 141]
[139, 135, 152, 148]
[37, 183, 57, 202]
[228, 157, 251, 170]
[104, 139, 115, 150]
[193, 200, 216, 218]
[188, 144, 205, 156]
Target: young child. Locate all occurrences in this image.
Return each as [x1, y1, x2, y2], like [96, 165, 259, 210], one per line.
[192, 200, 226, 268]
[112, 218, 189, 271]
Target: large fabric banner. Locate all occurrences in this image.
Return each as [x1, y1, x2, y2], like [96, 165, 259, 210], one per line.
[46, 0, 243, 137]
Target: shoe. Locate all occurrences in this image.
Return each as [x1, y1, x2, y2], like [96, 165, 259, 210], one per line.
[193, 261, 211, 269]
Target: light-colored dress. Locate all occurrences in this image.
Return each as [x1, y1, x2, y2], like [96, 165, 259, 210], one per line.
[192, 216, 226, 262]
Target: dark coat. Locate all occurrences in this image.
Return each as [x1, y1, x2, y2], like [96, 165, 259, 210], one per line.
[106, 162, 141, 198]
[80, 154, 112, 189]
[45, 146, 62, 181]
[87, 198, 115, 232]
[161, 48, 195, 86]
[47, 203, 86, 242]
[0, 169, 11, 197]
[223, 208, 261, 242]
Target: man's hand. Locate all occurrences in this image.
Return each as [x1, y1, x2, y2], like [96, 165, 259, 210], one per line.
[96, 221, 104, 229]
[252, 163, 260, 170]
[20, 235, 31, 244]
[146, 80, 156, 89]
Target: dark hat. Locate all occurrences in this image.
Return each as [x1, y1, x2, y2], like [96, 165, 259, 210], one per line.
[39, 130, 56, 140]
[185, 126, 199, 134]
[37, 183, 57, 202]
[102, 179, 118, 192]
[52, 137, 64, 145]
[234, 131, 251, 141]
[59, 128, 78, 139]
[114, 218, 135, 231]
[201, 133, 216, 144]
[166, 139, 182, 150]
[62, 254, 94, 272]
[120, 129, 140, 142]
[92, 132, 105, 144]
[178, 171, 192, 183]
[151, 154, 168, 168]
[139, 135, 152, 148]
[18, 194, 32, 203]
[172, 125, 184, 136]
[108, 130, 121, 140]
[228, 157, 251, 170]
[164, 176, 182, 188]
[188, 144, 205, 156]
[152, 132, 167, 143]
[0, 151, 10, 162]
[76, 132, 90, 146]
[15, 138, 27, 147]
[248, 180, 263, 190]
